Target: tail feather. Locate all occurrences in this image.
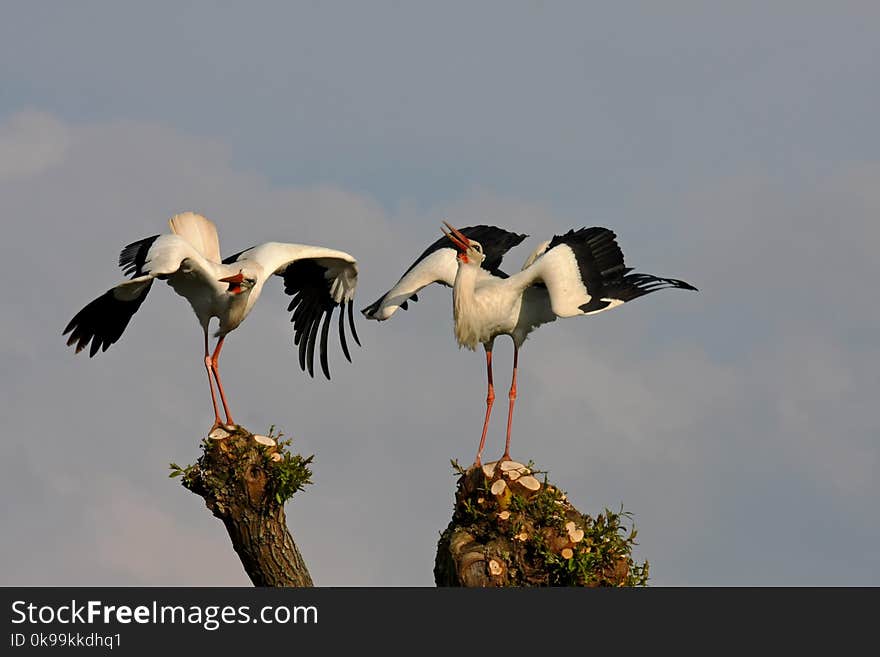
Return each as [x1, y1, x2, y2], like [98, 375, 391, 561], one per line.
[168, 212, 221, 263]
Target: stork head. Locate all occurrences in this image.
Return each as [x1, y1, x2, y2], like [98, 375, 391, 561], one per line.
[218, 269, 257, 295]
[442, 221, 486, 266]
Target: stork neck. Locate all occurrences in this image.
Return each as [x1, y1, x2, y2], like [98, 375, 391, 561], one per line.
[219, 281, 262, 335]
[453, 260, 479, 316]
[452, 260, 487, 350]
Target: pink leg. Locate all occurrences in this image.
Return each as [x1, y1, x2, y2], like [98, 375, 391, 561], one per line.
[210, 336, 234, 426]
[474, 346, 495, 468]
[501, 344, 519, 462]
[204, 331, 223, 427]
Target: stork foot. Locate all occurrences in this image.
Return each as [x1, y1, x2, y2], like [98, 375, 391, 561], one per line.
[209, 419, 237, 431]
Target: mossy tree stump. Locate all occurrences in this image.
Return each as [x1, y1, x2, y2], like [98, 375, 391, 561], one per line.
[434, 460, 650, 587]
[170, 425, 314, 587]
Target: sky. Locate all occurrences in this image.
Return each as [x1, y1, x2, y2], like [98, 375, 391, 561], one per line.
[1, 1, 878, 586]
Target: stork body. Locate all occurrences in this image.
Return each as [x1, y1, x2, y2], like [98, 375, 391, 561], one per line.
[450, 260, 555, 351]
[363, 223, 696, 465]
[64, 212, 360, 428]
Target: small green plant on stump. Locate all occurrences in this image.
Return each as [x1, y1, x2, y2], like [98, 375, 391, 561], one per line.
[434, 459, 649, 587]
[170, 424, 314, 587]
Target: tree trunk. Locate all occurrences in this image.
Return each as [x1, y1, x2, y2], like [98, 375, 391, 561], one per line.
[434, 460, 650, 587]
[172, 425, 314, 587]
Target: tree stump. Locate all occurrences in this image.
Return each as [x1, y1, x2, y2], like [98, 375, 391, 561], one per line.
[434, 460, 650, 587]
[171, 425, 314, 587]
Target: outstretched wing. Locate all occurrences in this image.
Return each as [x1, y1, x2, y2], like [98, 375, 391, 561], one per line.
[361, 225, 527, 320]
[63, 234, 212, 356]
[229, 242, 360, 380]
[62, 235, 211, 357]
[513, 227, 697, 318]
[63, 277, 154, 357]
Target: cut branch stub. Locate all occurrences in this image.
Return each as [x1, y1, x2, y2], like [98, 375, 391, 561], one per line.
[208, 426, 231, 441]
[515, 475, 541, 493]
[435, 458, 649, 587]
[176, 425, 313, 587]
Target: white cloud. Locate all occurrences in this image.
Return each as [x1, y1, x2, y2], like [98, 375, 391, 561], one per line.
[86, 477, 249, 586]
[0, 111, 71, 181]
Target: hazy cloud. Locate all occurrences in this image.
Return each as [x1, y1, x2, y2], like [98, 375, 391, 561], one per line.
[0, 111, 70, 180]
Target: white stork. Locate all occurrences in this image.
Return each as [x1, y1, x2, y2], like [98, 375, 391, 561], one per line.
[362, 221, 696, 466]
[63, 212, 360, 428]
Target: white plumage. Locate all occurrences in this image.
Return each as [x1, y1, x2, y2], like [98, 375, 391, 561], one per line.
[168, 211, 222, 264]
[64, 212, 360, 428]
[363, 222, 697, 465]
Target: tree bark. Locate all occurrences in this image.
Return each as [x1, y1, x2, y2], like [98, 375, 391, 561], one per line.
[173, 425, 313, 587]
[434, 460, 649, 587]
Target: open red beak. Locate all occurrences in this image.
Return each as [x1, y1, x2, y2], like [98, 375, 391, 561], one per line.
[218, 271, 245, 284]
[441, 221, 470, 252]
[219, 271, 245, 294]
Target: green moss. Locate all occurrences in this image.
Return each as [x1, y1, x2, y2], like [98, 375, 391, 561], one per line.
[266, 428, 314, 505]
[443, 459, 649, 587]
[533, 504, 650, 587]
[170, 424, 313, 510]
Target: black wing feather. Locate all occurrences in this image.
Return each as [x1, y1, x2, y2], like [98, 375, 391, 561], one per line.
[63, 282, 153, 356]
[546, 227, 697, 312]
[547, 227, 628, 294]
[305, 306, 322, 377]
[222, 245, 258, 265]
[118, 235, 160, 278]
[405, 224, 527, 278]
[319, 306, 334, 379]
[361, 225, 526, 316]
[347, 300, 360, 346]
[338, 301, 351, 363]
[281, 260, 358, 379]
[605, 273, 698, 305]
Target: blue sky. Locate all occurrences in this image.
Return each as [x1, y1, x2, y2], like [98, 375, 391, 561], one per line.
[2, 2, 878, 585]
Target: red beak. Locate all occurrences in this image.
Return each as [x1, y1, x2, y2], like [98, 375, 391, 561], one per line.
[219, 271, 246, 294]
[218, 271, 245, 284]
[441, 221, 470, 252]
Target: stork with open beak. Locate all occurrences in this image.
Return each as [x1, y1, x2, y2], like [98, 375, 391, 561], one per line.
[63, 212, 361, 428]
[364, 220, 697, 466]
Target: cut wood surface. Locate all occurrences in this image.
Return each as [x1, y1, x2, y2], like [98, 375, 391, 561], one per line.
[434, 459, 650, 587]
[173, 425, 313, 587]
